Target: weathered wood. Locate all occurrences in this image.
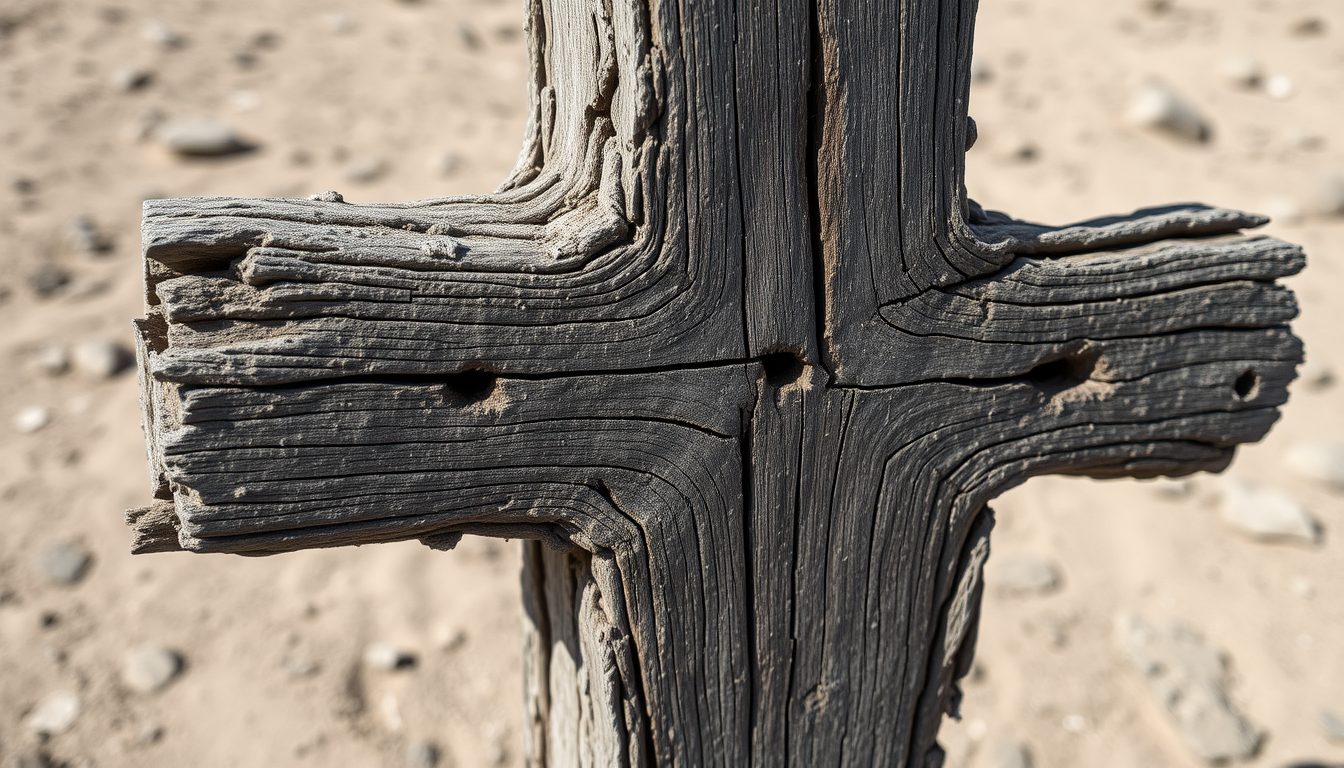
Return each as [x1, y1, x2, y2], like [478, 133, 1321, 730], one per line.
[129, 0, 1304, 766]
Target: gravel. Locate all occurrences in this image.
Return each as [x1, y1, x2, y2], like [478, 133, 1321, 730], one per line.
[122, 644, 184, 693]
[1312, 175, 1344, 217]
[66, 216, 112, 254]
[27, 265, 70, 298]
[989, 739, 1033, 768]
[36, 543, 92, 585]
[25, 691, 81, 736]
[1115, 613, 1261, 762]
[33, 345, 69, 376]
[1217, 478, 1320, 544]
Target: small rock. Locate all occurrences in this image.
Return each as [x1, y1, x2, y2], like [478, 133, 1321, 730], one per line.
[1218, 478, 1320, 544]
[1263, 196, 1304, 226]
[404, 740, 441, 768]
[66, 216, 112, 254]
[344, 157, 388, 183]
[1319, 709, 1344, 743]
[282, 653, 321, 677]
[1127, 83, 1210, 143]
[1290, 17, 1327, 37]
[432, 151, 462, 177]
[999, 134, 1039, 163]
[1290, 576, 1316, 599]
[111, 67, 153, 92]
[122, 644, 183, 692]
[970, 55, 993, 84]
[457, 23, 482, 50]
[1115, 614, 1261, 762]
[1284, 441, 1344, 490]
[1300, 357, 1334, 390]
[155, 118, 249, 157]
[36, 543, 92, 585]
[12, 751, 52, 768]
[14, 406, 52, 434]
[1148, 477, 1193, 498]
[33, 345, 69, 376]
[1266, 75, 1294, 100]
[230, 89, 260, 112]
[1220, 56, 1262, 89]
[25, 691, 81, 736]
[308, 190, 345, 203]
[364, 643, 417, 671]
[27, 265, 70, 298]
[142, 21, 183, 49]
[137, 723, 165, 744]
[987, 553, 1061, 596]
[72, 338, 130, 378]
[989, 739, 1033, 768]
[1310, 175, 1344, 217]
[325, 13, 355, 34]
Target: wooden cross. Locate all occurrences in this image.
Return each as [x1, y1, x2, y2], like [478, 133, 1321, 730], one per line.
[128, 0, 1303, 765]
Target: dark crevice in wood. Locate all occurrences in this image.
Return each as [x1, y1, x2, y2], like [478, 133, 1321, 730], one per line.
[804, 0, 829, 379]
[442, 369, 498, 404]
[761, 351, 805, 387]
[1233, 368, 1260, 400]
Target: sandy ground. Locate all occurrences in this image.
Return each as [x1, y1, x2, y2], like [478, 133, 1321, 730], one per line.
[0, 0, 1340, 766]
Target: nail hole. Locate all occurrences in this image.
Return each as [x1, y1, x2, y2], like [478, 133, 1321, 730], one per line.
[762, 351, 805, 386]
[1025, 350, 1097, 395]
[444, 369, 497, 404]
[1233, 369, 1259, 400]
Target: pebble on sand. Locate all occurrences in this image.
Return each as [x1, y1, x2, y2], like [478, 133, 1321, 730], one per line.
[25, 691, 81, 736]
[986, 553, 1061, 596]
[1147, 477, 1193, 499]
[122, 644, 184, 693]
[33, 345, 69, 376]
[404, 740, 441, 768]
[1311, 174, 1344, 217]
[66, 216, 112, 254]
[1265, 75, 1294, 100]
[14, 406, 52, 434]
[1220, 56, 1262, 89]
[142, 21, 183, 49]
[1319, 708, 1344, 744]
[111, 67, 153, 92]
[1126, 83, 1210, 143]
[1284, 441, 1344, 490]
[36, 543, 93, 586]
[345, 157, 389, 183]
[155, 118, 249, 157]
[1218, 478, 1320, 544]
[1299, 357, 1334, 390]
[73, 338, 130, 378]
[1115, 614, 1261, 762]
[989, 739, 1033, 768]
[364, 643, 417, 671]
[27, 265, 70, 298]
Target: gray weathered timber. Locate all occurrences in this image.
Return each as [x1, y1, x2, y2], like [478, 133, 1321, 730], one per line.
[127, 0, 1304, 766]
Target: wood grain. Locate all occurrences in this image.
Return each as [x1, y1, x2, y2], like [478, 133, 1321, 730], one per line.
[131, 0, 1304, 765]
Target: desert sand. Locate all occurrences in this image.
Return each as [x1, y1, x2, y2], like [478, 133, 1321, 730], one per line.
[0, 0, 1340, 766]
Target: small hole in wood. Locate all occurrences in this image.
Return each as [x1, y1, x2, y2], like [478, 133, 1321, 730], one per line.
[444, 369, 497, 404]
[1025, 350, 1096, 395]
[762, 351, 806, 386]
[1233, 369, 1259, 400]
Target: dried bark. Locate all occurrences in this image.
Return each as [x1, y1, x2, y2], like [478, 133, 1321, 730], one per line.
[129, 0, 1303, 765]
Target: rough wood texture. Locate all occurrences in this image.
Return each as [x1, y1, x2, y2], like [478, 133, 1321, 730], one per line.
[129, 0, 1304, 765]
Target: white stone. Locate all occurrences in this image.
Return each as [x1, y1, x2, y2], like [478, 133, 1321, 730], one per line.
[142, 21, 183, 48]
[1218, 478, 1320, 544]
[122, 644, 183, 692]
[1265, 75, 1294, 100]
[1284, 441, 1344, 490]
[1299, 357, 1334, 390]
[156, 118, 247, 156]
[1262, 196, 1303, 227]
[364, 642, 416, 671]
[1147, 477, 1193, 499]
[1115, 614, 1261, 762]
[33, 345, 69, 376]
[1127, 83, 1210, 143]
[987, 553, 1061, 596]
[25, 691, 81, 735]
[14, 406, 51, 433]
[404, 740, 440, 768]
[72, 338, 128, 378]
